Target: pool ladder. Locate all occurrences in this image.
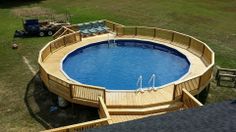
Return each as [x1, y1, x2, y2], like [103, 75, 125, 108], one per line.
[148, 74, 157, 90]
[136, 74, 156, 92]
[136, 75, 144, 92]
[108, 33, 116, 47]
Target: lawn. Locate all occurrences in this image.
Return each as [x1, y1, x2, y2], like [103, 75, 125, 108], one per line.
[0, 0, 236, 131]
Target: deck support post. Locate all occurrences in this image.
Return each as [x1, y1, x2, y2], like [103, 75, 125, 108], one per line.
[72, 103, 76, 116]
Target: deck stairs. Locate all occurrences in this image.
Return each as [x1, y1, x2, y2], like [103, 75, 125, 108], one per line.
[107, 100, 183, 123]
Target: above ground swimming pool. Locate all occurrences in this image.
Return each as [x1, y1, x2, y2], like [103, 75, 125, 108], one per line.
[62, 39, 190, 90]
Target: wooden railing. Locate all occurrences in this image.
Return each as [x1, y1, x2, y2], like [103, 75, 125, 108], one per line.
[39, 20, 214, 107]
[104, 19, 124, 32]
[38, 20, 214, 131]
[39, 30, 105, 107]
[42, 97, 111, 132]
[52, 27, 66, 39]
[53, 26, 76, 39]
[115, 26, 214, 100]
[39, 70, 106, 107]
[182, 89, 203, 108]
[40, 32, 81, 62]
[71, 84, 106, 106]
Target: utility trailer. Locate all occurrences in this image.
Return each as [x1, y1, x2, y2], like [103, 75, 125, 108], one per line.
[14, 19, 69, 37]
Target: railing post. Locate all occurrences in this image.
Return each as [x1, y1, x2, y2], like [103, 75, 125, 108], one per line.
[112, 24, 115, 32]
[79, 33, 82, 41]
[70, 84, 73, 98]
[74, 34, 77, 42]
[135, 27, 137, 36]
[198, 76, 202, 90]
[172, 84, 177, 100]
[188, 37, 191, 49]
[153, 28, 157, 38]
[103, 90, 106, 104]
[116, 27, 118, 36]
[63, 36, 66, 46]
[123, 27, 125, 35]
[201, 45, 206, 58]
[49, 43, 52, 53]
[171, 32, 174, 42]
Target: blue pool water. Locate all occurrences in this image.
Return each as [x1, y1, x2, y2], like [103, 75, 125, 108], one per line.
[62, 40, 190, 90]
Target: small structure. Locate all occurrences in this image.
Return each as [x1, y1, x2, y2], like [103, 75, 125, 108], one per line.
[216, 66, 236, 88]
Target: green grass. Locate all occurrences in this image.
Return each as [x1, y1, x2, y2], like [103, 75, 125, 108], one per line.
[0, 0, 236, 131]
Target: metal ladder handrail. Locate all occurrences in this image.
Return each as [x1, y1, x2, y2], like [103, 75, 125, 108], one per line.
[136, 75, 144, 92]
[108, 32, 116, 45]
[148, 74, 156, 90]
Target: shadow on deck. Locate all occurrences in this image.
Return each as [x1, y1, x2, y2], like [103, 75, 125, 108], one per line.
[24, 73, 99, 129]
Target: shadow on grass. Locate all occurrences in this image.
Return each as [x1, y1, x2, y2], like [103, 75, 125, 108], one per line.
[0, 0, 45, 9]
[24, 73, 99, 129]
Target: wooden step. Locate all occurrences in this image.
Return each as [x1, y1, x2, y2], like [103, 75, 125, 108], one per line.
[108, 102, 183, 115]
[110, 112, 168, 124]
[107, 100, 177, 109]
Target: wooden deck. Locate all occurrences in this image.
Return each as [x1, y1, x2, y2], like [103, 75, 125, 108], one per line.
[105, 84, 174, 107]
[42, 34, 206, 106]
[39, 21, 214, 132]
[41, 33, 207, 107]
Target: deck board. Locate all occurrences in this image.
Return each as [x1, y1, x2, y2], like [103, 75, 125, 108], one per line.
[110, 112, 167, 124]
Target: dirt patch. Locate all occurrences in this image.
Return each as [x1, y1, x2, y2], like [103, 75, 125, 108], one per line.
[11, 7, 69, 22]
[12, 7, 54, 18]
